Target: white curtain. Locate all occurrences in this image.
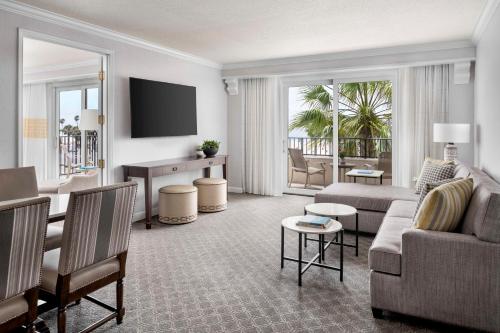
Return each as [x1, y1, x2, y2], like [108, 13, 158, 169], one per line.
[242, 77, 283, 196]
[396, 64, 449, 187]
[23, 83, 48, 181]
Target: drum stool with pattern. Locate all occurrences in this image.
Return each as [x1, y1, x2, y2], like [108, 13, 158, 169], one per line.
[158, 185, 198, 224]
[193, 178, 227, 212]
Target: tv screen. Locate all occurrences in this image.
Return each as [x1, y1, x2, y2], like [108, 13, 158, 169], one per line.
[129, 77, 197, 138]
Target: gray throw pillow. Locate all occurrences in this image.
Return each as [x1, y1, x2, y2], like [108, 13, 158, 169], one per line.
[414, 178, 462, 218]
[415, 163, 456, 194]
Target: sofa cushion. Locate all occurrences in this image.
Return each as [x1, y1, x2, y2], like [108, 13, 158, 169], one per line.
[315, 183, 418, 213]
[414, 178, 473, 232]
[415, 160, 456, 194]
[386, 200, 417, 219]
[369, 216, 414, 275]
[415, 178, 462, 215]
[462, 168, 500, 243]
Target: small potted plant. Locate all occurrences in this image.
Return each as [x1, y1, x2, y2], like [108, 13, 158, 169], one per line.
[201, 140, 220, 158]
[339, 151, 346, 164]
[195, 145, 205, 158]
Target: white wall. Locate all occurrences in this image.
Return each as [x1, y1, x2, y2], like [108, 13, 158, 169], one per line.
[0, 9, 227, 219]
[449, 64, 475, 164]
[475, 4, 500, 181]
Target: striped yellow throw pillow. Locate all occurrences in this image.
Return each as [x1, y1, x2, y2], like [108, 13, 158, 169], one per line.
[414, 178, 473, 231]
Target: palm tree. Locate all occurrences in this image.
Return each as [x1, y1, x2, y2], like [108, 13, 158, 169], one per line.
[288, 85, 333, 138]
[289, 82, 392, 156]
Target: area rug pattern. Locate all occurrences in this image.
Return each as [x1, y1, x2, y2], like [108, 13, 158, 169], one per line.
[40, 194, 460, 332]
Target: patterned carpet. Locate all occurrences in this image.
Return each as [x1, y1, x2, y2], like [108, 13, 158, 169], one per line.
[40, 194, 472, 332]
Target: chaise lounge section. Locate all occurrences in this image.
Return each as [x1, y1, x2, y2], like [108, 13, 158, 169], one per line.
[315, 163, 500, 332]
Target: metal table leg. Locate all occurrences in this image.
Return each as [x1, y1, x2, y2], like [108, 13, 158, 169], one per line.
[340, 230, 344, 282]
[281, 226, 284, 268]
[318, 234, 322, 263]
[355, 213, 359, 256]
[298, 233, 303, 286]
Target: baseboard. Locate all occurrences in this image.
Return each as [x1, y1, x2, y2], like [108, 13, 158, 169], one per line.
[228, 186, 243, 193]
[132, 207, 158, 222]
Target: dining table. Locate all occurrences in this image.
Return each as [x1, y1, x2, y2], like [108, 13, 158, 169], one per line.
[42, 193, 69, 222]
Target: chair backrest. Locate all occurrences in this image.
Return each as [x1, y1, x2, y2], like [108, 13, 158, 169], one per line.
[58, 181, 137, 275]
[288, 148, 307, 170]
[0, 166, 38, 201]
[378, 152, 392, 175]
[58, 171, 99, 194]
[0, 197, 50, 300]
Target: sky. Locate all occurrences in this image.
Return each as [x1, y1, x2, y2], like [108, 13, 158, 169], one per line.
[59, 87, 98, 127]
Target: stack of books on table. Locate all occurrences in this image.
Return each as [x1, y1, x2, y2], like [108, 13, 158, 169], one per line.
[296, 215, 332, 229]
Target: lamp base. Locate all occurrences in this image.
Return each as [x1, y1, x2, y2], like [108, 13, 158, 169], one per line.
[444, 143, 457, 161]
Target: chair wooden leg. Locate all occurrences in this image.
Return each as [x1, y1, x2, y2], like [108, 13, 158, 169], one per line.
[305, 173, 309, 188]
[372, 307, 383, 319]
[323, 172, 326, 187]
[26, 322, 36, 333]
[116, 279, 124, 324]
[289, 170, 293, 187]
[57, 306, 67, 333]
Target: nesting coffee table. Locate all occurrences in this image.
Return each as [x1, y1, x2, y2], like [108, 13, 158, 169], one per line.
[304, 203, 359, 256]
[281, 216, 344, 286]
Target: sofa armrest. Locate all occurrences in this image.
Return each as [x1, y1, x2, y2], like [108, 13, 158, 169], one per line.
[401, 228, 500, 329]
[402, 228, 500, 279]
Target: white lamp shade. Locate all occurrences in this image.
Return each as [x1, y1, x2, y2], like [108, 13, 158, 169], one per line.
[79, 109, 99, 130]
[433, 123, 470, 143]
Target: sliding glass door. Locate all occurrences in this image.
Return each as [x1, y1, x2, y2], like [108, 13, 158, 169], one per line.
[282, 72, 396, 194]
[284, 80, 335, 194]
[333, 77, 394, 185]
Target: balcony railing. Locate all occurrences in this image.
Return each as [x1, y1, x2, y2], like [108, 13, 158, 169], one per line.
[288, 137, 392, 159]
[59, 131, 98, 176]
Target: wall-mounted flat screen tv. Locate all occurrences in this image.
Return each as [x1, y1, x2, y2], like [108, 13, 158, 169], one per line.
[130, 77, 197, 138]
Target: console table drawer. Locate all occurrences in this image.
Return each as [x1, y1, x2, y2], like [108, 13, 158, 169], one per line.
[152, 164, 186, 176]
[187, 158, 223, 170]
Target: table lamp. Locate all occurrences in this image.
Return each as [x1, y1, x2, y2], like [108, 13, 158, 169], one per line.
[79, 109, 99, 131]
[433, 123, 470, 161]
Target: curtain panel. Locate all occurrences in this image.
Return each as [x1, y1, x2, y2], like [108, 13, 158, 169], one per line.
[396, 64, 450, 187]
[23, 83, 48, 181]
[242, 78, 283, 196]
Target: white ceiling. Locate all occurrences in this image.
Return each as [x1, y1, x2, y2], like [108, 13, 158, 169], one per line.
[17, 0, 487, 64]
[23, 37, 101, 69]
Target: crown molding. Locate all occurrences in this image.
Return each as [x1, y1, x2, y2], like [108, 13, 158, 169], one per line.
[222, 40, 475, 71]
[222, 41, 476, 78]
[472, 0, 500, 44]
[0, 0, 222, 69]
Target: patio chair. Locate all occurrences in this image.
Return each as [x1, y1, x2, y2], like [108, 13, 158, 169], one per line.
[363, 151, 392, 180]
[288, 148, 326, 188]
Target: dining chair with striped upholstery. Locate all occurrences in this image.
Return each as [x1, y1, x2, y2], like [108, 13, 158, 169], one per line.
[0, 166, 63, 251]
[0, 197, 50, 332]
[38, 181, 137, 333]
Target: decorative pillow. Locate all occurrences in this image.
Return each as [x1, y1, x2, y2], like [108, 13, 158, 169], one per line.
[415, 160, 455, 194]
[414, 178, 462, 217]
[414, 178, 473, 232]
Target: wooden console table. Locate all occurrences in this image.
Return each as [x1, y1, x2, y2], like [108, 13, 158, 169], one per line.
[123, 155, 228, 229]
